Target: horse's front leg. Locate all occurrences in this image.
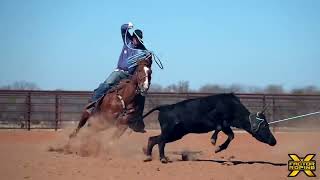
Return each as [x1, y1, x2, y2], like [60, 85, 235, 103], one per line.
[112, 124, 128, 140]
[110, 113, 131, 139]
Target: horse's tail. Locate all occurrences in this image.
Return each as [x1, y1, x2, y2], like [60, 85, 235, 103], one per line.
[142, 105, 167, 119]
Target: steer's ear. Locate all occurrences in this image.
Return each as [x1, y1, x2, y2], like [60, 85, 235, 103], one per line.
[257, 112, 265, 119]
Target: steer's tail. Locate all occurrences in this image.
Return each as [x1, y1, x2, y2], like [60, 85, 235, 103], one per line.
[142, 105, 167, 119]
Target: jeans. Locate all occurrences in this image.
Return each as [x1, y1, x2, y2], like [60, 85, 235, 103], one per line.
[91, 70, 129, 102]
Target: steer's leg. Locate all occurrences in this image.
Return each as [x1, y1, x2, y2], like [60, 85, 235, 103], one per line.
[144, 135, 161, 162]
[210, 130, 220, 145]
[215, 127, 234, 153]
[158, 140, 169, 163]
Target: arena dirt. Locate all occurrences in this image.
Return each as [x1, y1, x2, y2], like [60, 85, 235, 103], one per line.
[0, 128, 319, 180]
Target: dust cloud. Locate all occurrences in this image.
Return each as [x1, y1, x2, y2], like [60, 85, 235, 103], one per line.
[48, 116, 146, 160]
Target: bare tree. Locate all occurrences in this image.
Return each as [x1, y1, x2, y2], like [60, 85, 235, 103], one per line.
[226, 84, 244, 93]
[164, 84, 177, 92]
[0, 81, 40, 90]
[149, 83, 163, 92]
[263, 85, 284, 94]
[291, 85, 320, 94]
[199, 84, 225, 93]
[246, 86, 263, 93]
[177, 81, 189, 93]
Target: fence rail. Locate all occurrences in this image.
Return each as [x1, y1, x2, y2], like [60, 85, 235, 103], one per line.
[0, 90, 319, 130]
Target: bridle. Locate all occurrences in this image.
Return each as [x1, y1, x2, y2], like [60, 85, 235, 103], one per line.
[136, 65, 151, 96]
[249, 112, 266, 133]
[121, 60, 151, 96]
[115, 63, 151, 116]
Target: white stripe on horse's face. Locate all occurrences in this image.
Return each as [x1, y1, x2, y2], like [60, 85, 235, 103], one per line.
[143, 66, 150, 89]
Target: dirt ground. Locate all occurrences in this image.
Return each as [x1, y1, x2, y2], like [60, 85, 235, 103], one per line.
[0, 128, 319, 180]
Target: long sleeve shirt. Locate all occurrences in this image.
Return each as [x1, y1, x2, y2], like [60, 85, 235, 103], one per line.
[117, 24, 147, 74]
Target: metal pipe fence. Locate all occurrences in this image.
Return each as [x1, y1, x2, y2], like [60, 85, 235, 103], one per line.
[0, 90, 319, 130]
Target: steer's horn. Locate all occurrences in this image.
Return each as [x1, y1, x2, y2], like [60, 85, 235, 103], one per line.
[261, 104, 269, 114]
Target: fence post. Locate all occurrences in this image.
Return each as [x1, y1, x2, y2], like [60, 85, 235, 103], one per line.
[272, 97, 276, 121]
[272, 96, 276, 133]
[26, 92, 31, 131]
[55, 94, 60, 131]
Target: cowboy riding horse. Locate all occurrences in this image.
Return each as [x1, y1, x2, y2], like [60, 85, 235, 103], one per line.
[70, 55, 152, 139]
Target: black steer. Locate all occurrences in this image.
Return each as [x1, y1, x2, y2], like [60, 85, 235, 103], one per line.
[142, 93, 276, 163]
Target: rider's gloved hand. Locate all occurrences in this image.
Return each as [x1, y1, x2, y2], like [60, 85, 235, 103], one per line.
[128, 22, 134, 29]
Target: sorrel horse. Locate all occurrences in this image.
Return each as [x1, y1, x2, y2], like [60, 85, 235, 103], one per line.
[70, 57, 152, 138]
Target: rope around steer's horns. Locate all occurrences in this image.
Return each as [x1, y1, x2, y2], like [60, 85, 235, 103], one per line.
[125, 28, 164, 70]
[268, 111, 320, 125]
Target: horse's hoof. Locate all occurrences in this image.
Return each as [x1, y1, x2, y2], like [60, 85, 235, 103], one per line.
[143, 155, 152, 162]
[108, 141, 115, 146]
[160, 157, 169, 164]
[210, 139, 216, 146]
[69, 132, 77, 139]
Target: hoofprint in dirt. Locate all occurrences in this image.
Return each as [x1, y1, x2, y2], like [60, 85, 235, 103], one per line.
[0, 129, 319, 180]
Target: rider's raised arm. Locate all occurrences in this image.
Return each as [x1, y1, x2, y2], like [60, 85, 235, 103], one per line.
[121, 24, 132, 44]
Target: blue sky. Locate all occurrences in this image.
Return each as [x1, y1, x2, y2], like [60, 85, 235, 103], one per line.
[0, 0, 319, 90]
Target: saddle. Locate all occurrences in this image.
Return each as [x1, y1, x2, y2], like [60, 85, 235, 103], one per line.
[108, 79, 131, 94]
[87, 79, 132, 113]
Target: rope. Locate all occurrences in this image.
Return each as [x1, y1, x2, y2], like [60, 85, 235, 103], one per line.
[124, 28, 164, 70]
[152, 53, 164, 69]
[268, 111, 320, 125]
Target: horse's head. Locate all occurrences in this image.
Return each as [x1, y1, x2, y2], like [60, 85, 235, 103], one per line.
[248, 112, 277, 146]
[133, 57, 152, 96]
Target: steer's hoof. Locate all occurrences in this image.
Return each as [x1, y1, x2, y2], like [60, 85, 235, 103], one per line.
[160, 157, 170, 164]
[142, 146, 147, 155]
[215, 146, 222, 153]
[210, 139, 216, 146]
[144, 155, 152, 162]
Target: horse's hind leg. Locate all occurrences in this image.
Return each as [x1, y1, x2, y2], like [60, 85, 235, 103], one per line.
[111, 124, 128, 140]
[214, 127, 234, 153]
[69, 110, 90, 138]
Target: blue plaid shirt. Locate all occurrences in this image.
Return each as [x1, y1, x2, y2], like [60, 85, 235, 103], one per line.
[117, 24, 148, 74]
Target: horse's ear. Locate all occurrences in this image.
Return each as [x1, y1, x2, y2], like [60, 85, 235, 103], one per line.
[145, 57, 152, 67]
